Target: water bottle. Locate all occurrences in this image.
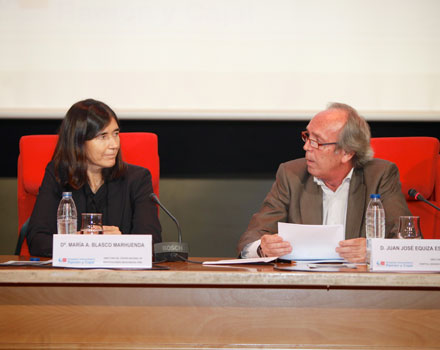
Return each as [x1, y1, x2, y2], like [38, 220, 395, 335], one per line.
[57, 192, 77, 234]
[365, 194, 385, 264]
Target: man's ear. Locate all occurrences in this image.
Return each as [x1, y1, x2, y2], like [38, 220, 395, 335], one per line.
[342, 150, 355, 164]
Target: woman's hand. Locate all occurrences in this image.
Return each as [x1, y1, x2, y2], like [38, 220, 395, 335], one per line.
[102, 225, 121, 235]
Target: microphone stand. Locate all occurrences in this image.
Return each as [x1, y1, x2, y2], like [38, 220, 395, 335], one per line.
[150, 193, 189, 262]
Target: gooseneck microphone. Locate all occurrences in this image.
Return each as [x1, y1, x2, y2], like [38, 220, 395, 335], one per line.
[149, 193, 189, 261]
[408, 189, 440, 211]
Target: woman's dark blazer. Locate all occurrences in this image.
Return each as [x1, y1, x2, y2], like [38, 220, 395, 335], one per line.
[27, 161, 162, 257]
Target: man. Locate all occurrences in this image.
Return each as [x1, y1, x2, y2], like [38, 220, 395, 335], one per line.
[237, 103, 411, 262]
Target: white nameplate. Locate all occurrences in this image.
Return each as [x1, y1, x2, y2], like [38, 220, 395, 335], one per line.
[370, 238, 440, 272]
[53, 235, 152, 269]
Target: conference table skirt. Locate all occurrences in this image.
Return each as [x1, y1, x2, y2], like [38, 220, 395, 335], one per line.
[0, 256, 439, 350]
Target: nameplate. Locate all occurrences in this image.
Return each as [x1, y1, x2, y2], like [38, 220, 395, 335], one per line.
[370, 238, 440, 272]
[53, 235, 152, 269]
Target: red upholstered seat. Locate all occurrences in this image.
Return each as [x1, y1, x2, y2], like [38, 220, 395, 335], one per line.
[17, 133, 159, 255]
[371, 137, 440, 238]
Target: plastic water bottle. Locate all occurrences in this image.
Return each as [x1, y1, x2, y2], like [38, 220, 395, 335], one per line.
[365, 194, 385, 264]
[57, 192, 77, 234]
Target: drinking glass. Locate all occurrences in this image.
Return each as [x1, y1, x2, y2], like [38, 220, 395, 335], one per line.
[81, 213, 103, 235]
[397, 216, 422, 239]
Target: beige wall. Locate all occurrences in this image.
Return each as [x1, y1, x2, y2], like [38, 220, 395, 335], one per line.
[0, 177, 273, 257]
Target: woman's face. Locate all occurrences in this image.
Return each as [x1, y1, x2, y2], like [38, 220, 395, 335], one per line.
[84, 118, 120, 173]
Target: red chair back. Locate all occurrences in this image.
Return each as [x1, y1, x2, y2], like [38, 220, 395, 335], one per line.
[371, 137, 439, 238]
[17, 132, 159, 255]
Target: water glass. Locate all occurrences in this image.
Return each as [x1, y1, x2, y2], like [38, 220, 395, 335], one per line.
[81, 213, 103, 235]
[397, 216, 422, 239]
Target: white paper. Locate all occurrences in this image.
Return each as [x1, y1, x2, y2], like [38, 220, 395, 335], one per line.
[0, 260, 52, 266]
[202, 257, 277, 265]
[275, 262, 357, 272]
[278, 222, 344, 260]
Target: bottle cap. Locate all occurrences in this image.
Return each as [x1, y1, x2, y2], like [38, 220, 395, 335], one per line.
[370, 194, 381, 199]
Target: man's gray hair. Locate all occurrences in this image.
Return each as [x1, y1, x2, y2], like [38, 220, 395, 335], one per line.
[327, 102, 374, 168]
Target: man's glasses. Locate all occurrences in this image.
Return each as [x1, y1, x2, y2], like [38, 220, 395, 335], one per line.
[301, 131, 338, 149]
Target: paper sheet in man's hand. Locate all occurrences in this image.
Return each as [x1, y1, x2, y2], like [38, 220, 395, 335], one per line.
[278, 222, 344, 260]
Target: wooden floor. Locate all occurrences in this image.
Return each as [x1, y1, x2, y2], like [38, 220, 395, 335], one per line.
[0, 256, 439, 349]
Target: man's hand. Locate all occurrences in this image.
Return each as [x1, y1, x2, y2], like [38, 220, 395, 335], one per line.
[260, 234, 292, 257]
[335, 237, 366, 263]
[103, 225, 121, 235]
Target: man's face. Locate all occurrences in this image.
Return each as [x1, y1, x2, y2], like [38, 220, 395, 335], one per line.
[303, 109, 348, 182]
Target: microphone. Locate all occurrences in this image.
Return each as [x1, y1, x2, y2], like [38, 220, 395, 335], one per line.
[149, 193, 189, 262]
[408, 188, 440, 211]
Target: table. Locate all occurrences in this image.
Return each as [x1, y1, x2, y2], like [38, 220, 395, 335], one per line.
[1, 256, 439, 349]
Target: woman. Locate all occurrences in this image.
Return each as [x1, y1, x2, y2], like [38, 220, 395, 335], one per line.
[27, 99, 162, 257]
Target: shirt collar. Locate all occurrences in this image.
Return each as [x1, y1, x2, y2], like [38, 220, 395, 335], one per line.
[313, 167, 354, 190]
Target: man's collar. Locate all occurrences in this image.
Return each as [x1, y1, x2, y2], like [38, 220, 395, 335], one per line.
[313, 167, 354, 189]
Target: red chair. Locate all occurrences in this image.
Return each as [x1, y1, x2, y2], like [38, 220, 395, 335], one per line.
[17, 132, 159, 255]
[371, 137, 440, 238]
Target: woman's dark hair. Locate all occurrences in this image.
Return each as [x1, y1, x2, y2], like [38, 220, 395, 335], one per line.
[52, 99, 126, 189]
